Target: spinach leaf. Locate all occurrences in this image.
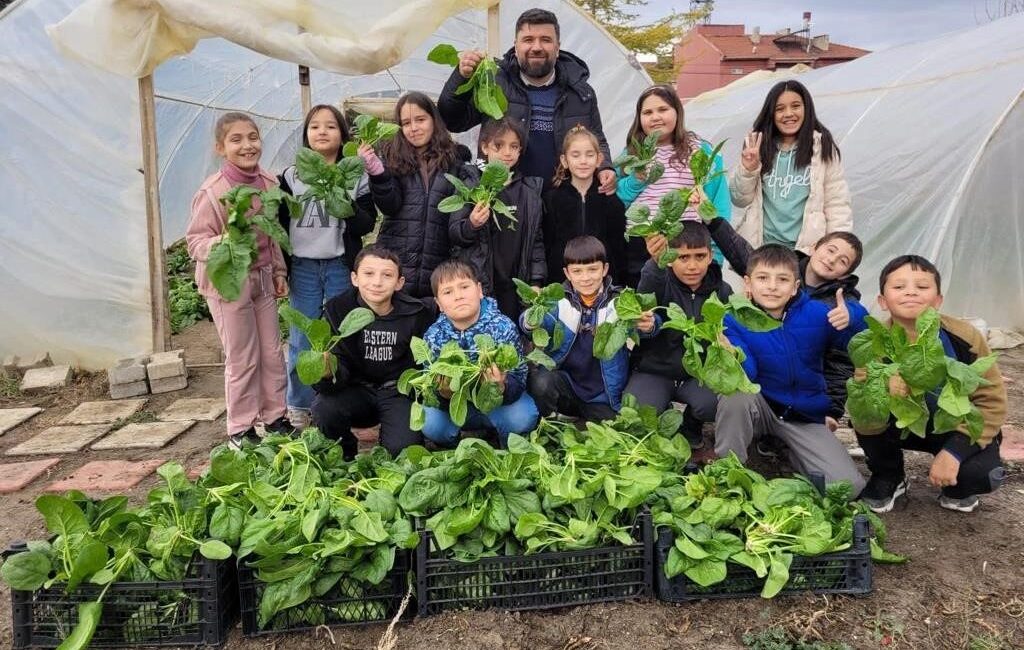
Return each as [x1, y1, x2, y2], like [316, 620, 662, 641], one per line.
[429, 44, 509, 120]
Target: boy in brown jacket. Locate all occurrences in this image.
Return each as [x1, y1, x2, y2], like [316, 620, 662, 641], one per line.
[852, 255, 1006, 514]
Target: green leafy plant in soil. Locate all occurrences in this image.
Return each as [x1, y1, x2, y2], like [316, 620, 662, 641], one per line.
[428, 44, 509, 119]
[658, 293, 780, 396]
[614, 130, 665, 184]
[206, 186, 300, 301]
[514, 279, 565, 369]
[294, 148, 365, 220]
[341, 114, 400, 158]
[278, 304, 375, 385]
[624, 141, 726, 268]
[438, 161, 517, 230]
[0, 463, 231, 649]
[845, 307, 996, 442]
[166, 241, 209, 334]
[592, 288, 658, 360]
[398, 335, 521, 430]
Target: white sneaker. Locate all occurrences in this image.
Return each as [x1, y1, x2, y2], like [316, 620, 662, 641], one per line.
[287, 409, 310, 431]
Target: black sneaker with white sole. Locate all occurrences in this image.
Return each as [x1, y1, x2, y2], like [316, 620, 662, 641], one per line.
[860, 475, 908, 513]
[227, 427, 260, 450]
[264, 417, 297, 436]
[938, 494, 979, 513]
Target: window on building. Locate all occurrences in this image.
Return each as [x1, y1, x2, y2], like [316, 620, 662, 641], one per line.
[731, 67, 744, 74]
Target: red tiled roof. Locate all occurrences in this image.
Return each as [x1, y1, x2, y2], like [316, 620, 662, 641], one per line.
[699, 34, 869, 61]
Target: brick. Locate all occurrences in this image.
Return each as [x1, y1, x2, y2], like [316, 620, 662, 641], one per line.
[187, 461, 210, 480]
[61, 399, 146, 425]
[6, 424, 111, 455]
[147, 358, 186, 381]
[44, 459, 165, 493]
[149, 349, 185, 365]
[1000, 424, 1024, 462]
[158, 398, 226, 422]
[107, 355, 149, 385]
[17, 352, 53, 371]
[0, 458, 61, 493]
[0, 407, 43, 436]
[92, 421, 194, 450]
[149, 375, 188, 394]
[110, 380, 149, 400]
[20, 366, 73, 393]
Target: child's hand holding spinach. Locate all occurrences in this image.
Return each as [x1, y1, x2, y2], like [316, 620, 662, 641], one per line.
[294, 147, 365, 219]
[592, 288, 658, 360]
[342, 114, 400, 157]
[514, 279, 565, 370]
[278, 304, 375, 385]
[614, 130, 665, 184]
[439, 161, 517, 230]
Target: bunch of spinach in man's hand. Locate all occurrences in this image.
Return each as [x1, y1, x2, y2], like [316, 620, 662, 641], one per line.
[614, 130, 665, 184]
[592, 288, 657, 360]
[279, 304, 375, 385]
[294, 147, 365, 220]
[658, 293, 779, 395]
[845, 308, 996, 441]
[342, 114, 400, 157]
[514, 279, 565, 369]
[439, 161, 517, 230]
[398, 335, 521, 430]
[206, 185, 300, 301]
[428, 44, 509, 119]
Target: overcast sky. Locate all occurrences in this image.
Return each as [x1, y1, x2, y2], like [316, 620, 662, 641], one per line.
[641, 0, 1002, 51]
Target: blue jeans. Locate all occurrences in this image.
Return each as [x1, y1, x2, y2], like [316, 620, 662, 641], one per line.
[422, 393, 539, 448]
[286, 256, 351, 411]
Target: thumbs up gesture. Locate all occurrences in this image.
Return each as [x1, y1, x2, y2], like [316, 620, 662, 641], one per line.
[827, 288, 850, 330]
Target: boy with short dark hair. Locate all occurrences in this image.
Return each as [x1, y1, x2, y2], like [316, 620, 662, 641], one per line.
[420, 259, 539, 447]
[851, 255, 1006, 513]
[523, 236, 655, 422]
[311, 245, 436, 459]
[626, 223, 731, 448]
[714, 244, 869, 494]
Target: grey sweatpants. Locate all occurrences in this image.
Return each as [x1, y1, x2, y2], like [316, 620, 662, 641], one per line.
[715, 392, 866, 496]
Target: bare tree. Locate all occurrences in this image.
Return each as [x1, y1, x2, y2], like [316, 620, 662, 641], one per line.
[977, 0, 1024, 22]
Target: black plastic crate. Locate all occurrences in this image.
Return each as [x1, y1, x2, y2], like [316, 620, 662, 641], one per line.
[416, 510, 653, 616]
[10, 551, 237, 648]
[655, 515, 872, 601]
[237, 551, 412, 636]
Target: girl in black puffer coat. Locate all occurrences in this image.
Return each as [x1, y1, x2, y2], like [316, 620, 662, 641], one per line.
[370, 92, 477, 298]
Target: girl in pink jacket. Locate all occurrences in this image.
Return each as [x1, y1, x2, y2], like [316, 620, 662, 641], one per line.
[185, 112, 294, 448]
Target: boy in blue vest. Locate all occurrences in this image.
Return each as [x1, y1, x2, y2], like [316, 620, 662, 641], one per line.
[523, 236, 655, 422]
[714, 244, 869, 494]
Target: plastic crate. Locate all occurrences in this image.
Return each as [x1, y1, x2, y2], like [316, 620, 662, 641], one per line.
[9, 549, 237, 648]
[237, 551, 412, 636]
[655, 515, 872, 601]
[416, 510, 653, 616]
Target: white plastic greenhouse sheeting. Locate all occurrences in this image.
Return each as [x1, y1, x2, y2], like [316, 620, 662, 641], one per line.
[0, 0, 651, 369]
[683, 14, 1024, 330]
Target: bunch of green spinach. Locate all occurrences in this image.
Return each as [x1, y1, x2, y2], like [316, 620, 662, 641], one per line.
[398, 335, 522, 430]
[845, 308, 996, 441]
[614, 130, 665, 184]
[278, 304, 375, 384]
[514, 279, 565, 370]
[658, 293, 780, 395]
[341, 114, 400, 158]
[592, 288, 657, 360]
[438, 161, 517, 230]
[428, 44, 509, 119]
[294, 148, 366, 220]
[206, 185, 300, 301]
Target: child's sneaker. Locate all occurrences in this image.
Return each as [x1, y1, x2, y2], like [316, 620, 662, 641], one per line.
[264, 417, 297, 436]
[287, 409, 310, 431]
[938, 494, 979, 513]
[227, 427, 260, 450]
[860, 476, 908, 513]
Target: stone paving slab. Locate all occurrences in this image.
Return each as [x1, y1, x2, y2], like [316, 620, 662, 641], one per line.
[20, 366, 73, 393]
[60, 399, 147, 425]
[6, 424, 112, 456]
[158, 398, 226, 422]
[45, 459, 165, 493]
[1001, 424, 1024, 462]
[0, 407, 43, 436]
[0, 458, 61, 493]
[187, 461, 210, 480]
[92, 421, 195, 450]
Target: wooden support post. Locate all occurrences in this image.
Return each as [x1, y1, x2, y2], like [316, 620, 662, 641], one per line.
[487, 4, 501, 57]
[299, 65, 312, 116]
[138, 75, 171, 353]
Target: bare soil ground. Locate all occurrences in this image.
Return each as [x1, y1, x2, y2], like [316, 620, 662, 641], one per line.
[0, 323, 1021, 650]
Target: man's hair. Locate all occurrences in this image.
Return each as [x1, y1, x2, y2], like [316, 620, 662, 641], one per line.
[430, 258, 479, 295]
[563, 236, 607, 266]
[747, 244, 800, 278]
[515, 8, 560, 39]
[353, 244, 402, 274]
[668, 222, 712, 251]
[814, 231, 864, 274]
[878, 255, 942, 295]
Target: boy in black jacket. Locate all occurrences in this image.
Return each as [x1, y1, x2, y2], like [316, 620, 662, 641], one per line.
[450, 118, 546, 321]
[707, 217, 864, 433]
[311, 245, 436, 459]
[626, 223, 732, 448]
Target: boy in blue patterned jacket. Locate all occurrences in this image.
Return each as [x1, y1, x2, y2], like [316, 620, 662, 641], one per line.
[420, 259, 539, 448]
[522, 236, 656, 422]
